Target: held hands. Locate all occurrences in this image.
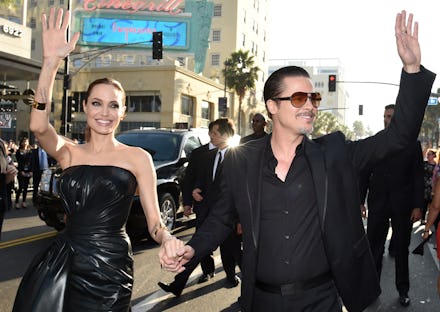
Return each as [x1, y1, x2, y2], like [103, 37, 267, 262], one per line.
[158, 238, 195, 273]
[41, 8, 80, 65]
[395, 10, 421, 73]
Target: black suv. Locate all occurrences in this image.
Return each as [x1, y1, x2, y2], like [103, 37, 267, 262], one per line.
[36, 128, 209, 240]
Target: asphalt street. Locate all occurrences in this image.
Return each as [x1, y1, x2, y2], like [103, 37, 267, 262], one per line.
[1, 205, 440, 311]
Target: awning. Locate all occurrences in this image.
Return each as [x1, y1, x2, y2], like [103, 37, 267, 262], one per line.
[0, 51, 64, 85]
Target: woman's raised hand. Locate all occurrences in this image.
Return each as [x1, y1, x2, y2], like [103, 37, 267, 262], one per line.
[41, 8, 80, 63]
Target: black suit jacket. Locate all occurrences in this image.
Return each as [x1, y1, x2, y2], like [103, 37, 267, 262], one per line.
[187, 67, 435, 312]
[359, 140, 424, 213]
[192, 148, 219, 222]
[181, 143, 211, 208]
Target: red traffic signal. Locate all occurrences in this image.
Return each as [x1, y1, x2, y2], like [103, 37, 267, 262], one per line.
[152, 31, 163, 60]
[328, 75, 337, 92]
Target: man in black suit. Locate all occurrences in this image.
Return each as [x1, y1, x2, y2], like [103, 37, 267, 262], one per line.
[240, 113, 268, 144]
[194, 118, 242, 287]
[359, 104, 423, 307]
[31, 140, 49, 204]
[165, 11, 436, 312]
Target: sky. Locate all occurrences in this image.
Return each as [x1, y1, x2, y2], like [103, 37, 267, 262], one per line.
[267, 0, 440, 133]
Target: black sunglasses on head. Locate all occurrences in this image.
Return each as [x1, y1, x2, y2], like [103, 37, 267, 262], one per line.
[271, 92, 322, 108]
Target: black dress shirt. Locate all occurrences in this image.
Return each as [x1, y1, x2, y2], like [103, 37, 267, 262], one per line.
[256, 138, 330, 285]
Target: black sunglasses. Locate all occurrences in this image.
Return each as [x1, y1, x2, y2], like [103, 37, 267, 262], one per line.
[271, 92, 322, 108]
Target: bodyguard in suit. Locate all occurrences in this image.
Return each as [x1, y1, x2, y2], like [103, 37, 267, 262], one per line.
[31, 140, 49, 204]
[194, 118, 242, 287]
[167, 11, 436, 312]
[359, 104, 424, 307]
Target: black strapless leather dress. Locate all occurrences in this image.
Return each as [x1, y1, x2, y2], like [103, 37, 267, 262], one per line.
[13, 165, 137, 312]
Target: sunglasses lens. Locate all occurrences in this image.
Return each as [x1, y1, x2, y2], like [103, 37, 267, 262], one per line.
[312, 93, 321, 107]
[291, 92, 308, 107]
[291, 92, 321, 108]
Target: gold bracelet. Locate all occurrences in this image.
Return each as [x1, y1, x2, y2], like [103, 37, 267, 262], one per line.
[152, 223, 166, 238]
[32, 100, 46, 110]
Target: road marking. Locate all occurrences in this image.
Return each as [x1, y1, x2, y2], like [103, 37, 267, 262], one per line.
[0, 231, 57, 249]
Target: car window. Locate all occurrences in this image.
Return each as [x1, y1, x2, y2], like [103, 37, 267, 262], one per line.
[117, 132, 182, 161]
[183, 136, 201, 158]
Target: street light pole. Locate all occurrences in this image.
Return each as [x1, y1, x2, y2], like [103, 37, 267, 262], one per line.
[61, 0, 72, 136]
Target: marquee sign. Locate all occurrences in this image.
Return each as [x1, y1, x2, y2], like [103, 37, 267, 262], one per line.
[81, 17, 188, 48]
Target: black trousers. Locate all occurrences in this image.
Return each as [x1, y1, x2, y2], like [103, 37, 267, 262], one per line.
[367, 206, 412, 294]
[220, 231, 242, 279]
[32, 170, 43, 203]
[252, 280, 341, 312]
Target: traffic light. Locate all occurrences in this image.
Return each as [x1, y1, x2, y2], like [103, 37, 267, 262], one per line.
[328, 74, 336, 92]
[67, 96, 75, 122]
[359, 104, 363, 116]
[152, 31, 163, 60]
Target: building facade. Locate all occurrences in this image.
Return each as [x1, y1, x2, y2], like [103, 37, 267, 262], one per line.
[0, 0, 269, 141]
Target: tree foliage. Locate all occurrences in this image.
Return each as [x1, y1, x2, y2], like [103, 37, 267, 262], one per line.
[223, 50, 259, 132]
[312, 111, 354, 140]
[0, 0, 17, 7]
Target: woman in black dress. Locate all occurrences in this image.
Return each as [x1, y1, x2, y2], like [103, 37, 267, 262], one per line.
[13, 8, 184, 311]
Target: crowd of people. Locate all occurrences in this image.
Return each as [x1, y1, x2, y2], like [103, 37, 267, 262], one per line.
[0, 137, 53, 240]
[5, 6, 440, 312]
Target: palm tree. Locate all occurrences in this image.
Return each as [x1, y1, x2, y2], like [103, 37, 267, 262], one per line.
[223, 50, 259, 135]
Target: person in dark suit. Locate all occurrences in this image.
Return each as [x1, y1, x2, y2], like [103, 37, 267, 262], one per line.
[359, 104, 424, 307]
[181, 121, 216, 218]
[31, 140, 49, 204]
[240, 113, 268, 144]
[194, 118, 242, 287]
[164, 11, 436, 312]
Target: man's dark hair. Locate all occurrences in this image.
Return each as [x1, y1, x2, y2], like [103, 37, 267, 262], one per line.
[213, 118, 235, 138]
[208, 120, 215, 131]
[263, 66, 311, 102]
[385, 104, 395, 110]
[263, 66, 311, 118]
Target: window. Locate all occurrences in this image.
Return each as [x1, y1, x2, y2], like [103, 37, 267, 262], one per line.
[242, 34, 246, 46]
[127, 94, 162, 112]
[183, 136, 202, 158]
[59, 0, 65, 5]
[211, 54, 220, 66]
[181, 95, 194, 116]
[201, 100, 211, 120]
[212, 30, 221, 42]
[213, 4, 222, 17]
[49, 0, 55, 5]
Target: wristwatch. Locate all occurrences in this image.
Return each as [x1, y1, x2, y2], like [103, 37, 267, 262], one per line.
[32, 100, 46, 110]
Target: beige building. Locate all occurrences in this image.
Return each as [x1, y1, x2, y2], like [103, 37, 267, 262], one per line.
[203, 0, 269, 135]
[1, 0, 269, 140]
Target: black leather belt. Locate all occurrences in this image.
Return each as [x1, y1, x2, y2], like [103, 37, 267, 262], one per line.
[255, 271, 333, 296]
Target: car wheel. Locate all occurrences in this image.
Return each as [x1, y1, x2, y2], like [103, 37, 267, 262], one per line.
[159, 192, 176, 230]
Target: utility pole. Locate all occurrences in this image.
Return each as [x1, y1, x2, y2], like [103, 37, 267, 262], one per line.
[61, 0, 72, 136]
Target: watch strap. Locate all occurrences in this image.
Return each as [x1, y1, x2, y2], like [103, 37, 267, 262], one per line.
[32, 101, 46, 110]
